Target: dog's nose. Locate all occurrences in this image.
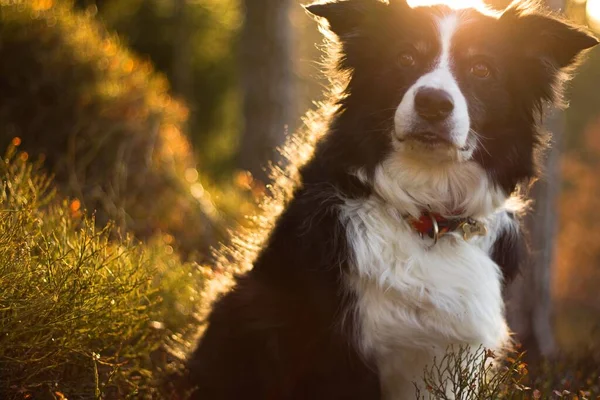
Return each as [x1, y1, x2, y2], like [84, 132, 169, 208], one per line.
[414, 88, 454, 121]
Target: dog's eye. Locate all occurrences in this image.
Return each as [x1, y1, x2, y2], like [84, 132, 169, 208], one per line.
[398, 51, 417, 68]
[470, 62, 491, 79]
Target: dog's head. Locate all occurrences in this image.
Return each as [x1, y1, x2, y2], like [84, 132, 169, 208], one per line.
[307, 0, 598, 195]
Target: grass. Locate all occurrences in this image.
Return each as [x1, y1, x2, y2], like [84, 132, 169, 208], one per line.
[0, 145, 205, 399]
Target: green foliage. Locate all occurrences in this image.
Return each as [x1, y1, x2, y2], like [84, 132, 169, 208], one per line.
[80, 0, 242, 180]
[0, 0, 222, 258]
[565, 2, 600, 152]
[565, 48, 600, 152]
[0, 146, 204, 399]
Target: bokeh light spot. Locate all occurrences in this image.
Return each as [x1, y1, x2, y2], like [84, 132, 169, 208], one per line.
[587, 0, 600, 32]
[407, 0, 485, 10]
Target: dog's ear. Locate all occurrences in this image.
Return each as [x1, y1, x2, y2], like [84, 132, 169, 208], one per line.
[305, 0, 399, 38]
[501, 5, 598, 70]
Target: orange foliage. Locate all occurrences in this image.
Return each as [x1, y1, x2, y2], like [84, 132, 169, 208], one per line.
[555, 118, 600, 308]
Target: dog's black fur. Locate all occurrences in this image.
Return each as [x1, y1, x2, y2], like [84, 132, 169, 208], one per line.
[182, 1, 597, 398]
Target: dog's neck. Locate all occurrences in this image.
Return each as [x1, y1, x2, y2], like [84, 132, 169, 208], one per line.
[354, 155, 508, 220]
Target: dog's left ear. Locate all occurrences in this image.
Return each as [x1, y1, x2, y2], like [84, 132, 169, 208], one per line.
[501, 6, 599, 69]
[305, 0, 398, 38]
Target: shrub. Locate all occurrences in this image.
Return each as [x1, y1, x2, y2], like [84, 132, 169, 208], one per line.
[0, 145, 205, 399]
[77, 0, 243, 181]
[416, 346, 600, 400]
[413, 347, 526, 400]
[0, 0, 221, 259]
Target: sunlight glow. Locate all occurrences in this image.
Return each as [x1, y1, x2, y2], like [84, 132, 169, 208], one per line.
[406, 0, 486, 10]
[587, 0, 600, 32]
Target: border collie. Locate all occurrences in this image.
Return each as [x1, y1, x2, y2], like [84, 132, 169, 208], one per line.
[184, 0, 597, 398]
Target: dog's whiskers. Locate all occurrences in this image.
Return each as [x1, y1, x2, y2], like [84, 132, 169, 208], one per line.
[470, 129, 492, 157]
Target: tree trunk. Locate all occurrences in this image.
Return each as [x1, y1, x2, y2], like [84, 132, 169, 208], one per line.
[506, 109, 561, 359]
[505, 0, 565, 352]
[238, 0, 294, 183]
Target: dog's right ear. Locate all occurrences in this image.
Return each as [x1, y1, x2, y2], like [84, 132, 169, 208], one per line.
[305, 0, 400, 38]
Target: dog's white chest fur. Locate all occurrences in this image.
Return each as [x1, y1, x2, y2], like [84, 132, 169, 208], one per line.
[339, 164, 512, 399]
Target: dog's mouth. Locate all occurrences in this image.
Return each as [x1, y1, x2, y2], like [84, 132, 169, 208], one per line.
[403, 132, 451, 146]
[397, 132, 469, 152]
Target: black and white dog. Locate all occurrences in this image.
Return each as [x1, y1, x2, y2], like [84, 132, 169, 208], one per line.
[185, 0, 597, 398]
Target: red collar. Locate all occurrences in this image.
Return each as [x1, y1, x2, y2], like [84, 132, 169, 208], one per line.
[407, 212, 487, 243]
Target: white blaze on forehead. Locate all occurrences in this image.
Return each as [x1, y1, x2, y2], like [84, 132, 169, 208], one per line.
[394, 12, 472, 151]
[438, 13, 458, 68]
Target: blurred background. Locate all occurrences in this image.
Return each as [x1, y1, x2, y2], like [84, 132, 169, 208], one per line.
[1, 0, 600, 397]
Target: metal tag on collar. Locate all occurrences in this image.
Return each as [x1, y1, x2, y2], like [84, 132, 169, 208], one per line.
[429, 212, 440, 245]
[461, 218, 487, 241]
